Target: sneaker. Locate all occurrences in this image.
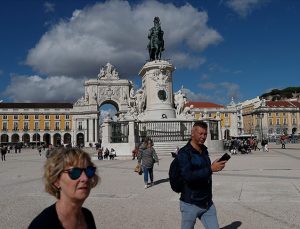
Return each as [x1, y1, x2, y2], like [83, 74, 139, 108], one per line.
[144, 184, 148, 189]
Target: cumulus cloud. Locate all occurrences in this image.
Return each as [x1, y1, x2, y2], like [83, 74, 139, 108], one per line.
[182, 88, 213, 102]
[3, 75, 85, 102]
[44, 2, 55, 13]
[183, 81, 241, 105]
[226, 0, 269, 17]
[26, 0, 222, 78]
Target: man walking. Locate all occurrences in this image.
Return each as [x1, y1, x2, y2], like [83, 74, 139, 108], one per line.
[177, 121, 227, 229]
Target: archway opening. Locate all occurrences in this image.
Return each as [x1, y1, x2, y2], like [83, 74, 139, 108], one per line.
[76, 133, 84, 147]
[53, 133, 61, 147]
[1, 134, 9, 144]
[64, 133, 72, 145]
[12, 134, 20, 143]
[43, 133, 51, 146]
[99, 102, 118, 141]
[22, 134, 30, 146]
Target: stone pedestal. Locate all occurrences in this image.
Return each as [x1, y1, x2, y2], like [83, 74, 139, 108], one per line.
[139, 60, 176, 120]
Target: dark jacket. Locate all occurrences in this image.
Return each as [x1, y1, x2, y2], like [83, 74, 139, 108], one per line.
[177, 141, 213, 209]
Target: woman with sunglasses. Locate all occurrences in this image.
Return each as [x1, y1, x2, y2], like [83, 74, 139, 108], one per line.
[29, 147, 100, 229]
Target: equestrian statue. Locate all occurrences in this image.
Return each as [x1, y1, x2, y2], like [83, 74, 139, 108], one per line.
[147, 17, 165, 61]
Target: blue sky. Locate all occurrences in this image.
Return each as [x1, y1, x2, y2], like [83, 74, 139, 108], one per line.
[0, 0, 299, 106]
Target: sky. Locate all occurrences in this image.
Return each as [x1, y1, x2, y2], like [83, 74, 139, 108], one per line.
[0, 0, 300, 108]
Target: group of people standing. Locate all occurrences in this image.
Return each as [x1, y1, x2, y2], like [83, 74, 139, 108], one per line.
[97, 147, 116, 160]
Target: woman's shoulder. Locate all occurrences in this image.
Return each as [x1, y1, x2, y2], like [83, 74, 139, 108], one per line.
[28, 204, 61, 229]
[82, 207, 96, 228]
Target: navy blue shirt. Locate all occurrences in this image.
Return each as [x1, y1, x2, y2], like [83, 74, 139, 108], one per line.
[177, 141, 213, 209]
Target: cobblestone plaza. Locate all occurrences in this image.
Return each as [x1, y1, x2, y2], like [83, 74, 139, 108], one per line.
[0, 143, 300, 229]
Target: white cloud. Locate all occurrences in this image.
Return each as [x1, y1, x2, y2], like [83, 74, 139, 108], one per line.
[183, 82, 241, 105]
[198, 82, 216, 90]
[226, 0, 269, 17]
[0, 69, 3, 75]
[26, 0, 222, 78]
[44, 2, 55, 13]
[182, 88, 212, 102]
[218, 82, 241, 101]
[3, 75, 85, 102]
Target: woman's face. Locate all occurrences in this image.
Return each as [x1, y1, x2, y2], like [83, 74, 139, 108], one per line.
[56, 163, 93, 203]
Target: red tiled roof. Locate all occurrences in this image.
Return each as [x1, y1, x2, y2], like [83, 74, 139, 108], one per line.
[289, 101, 300, 108]
[185, 101, 224, 108]
[266, 101, 295, 108]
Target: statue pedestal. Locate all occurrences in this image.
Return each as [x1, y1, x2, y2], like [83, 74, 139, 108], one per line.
[139, 60, 176, 120]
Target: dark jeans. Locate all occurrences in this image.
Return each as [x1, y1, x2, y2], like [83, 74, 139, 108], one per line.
[142, 166, 153, 185]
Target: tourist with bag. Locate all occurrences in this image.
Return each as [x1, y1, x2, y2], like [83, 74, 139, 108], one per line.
[138, 138, 159, 189]
[170, 121, 228, 229]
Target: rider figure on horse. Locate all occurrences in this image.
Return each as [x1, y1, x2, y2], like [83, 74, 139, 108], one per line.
[148, 17, 165, 61]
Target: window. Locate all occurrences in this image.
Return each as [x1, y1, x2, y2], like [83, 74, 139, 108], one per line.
[55, 115, 60, 120]
[24, 122, 29, 131]
[78, 121, 83, 130]
[224, 113, 228, 117]
[34, 122, 39, 130]
[269, 119, 272, 126]
[283, 118, 287, 125]
[65, 121, 70, 130]
[13, 122, 18, 131]
[55, 121, 60, 130]
[276, 113, 279, 117]
[208, 113, 212, 118]
[24, 115, 29, 120]
[35, 115, 39, 120]
[283, 113, 286, 116]
[45, 115, 49, 120]
[45, 122, 50, 130]
[66, 114, 70, 120]
[2, 122, 7, 131]
[276, 119, 280, 125]
[268, 113, 272, 117]
[3, 115, 7, 120]
[292, 118, 296, 125]
[14, 115, 18, 120]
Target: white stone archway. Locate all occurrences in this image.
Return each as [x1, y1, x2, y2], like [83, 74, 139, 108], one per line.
[72, 63, 133, 147]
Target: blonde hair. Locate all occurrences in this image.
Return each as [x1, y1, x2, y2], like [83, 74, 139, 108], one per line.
[44, 147, 100, 198]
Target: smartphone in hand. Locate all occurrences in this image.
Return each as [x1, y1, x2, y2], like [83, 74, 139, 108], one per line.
[218, 152, 231, 162]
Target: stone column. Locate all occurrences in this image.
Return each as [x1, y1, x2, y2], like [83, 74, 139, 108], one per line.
[139, 60, 176, 120]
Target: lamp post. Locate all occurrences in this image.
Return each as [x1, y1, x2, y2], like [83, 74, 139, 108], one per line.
[259, 113, 264, 140]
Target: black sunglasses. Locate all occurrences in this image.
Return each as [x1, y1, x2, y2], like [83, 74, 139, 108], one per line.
[63, 166, 96, 180]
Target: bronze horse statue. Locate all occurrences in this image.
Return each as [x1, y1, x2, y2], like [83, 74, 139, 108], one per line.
[147, 17, 165, 61]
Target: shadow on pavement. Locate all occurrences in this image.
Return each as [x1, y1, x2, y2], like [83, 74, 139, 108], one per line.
[154, 178, 169, 186]
[221, 221, 242, 229]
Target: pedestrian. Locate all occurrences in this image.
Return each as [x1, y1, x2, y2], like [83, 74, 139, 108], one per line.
[28, 147, 100, 229]
[97, 147, 103, 160]
[280, 135, 286, 149]
[132, 146, 139, 160]
[1, 145, 7, 161]
[38, 146, 42, 156]
[176, 121, 227, 229]
[138, 138, 159, 189]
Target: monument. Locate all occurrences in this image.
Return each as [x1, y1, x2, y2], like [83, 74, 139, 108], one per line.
[72, 17, 223, 155]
